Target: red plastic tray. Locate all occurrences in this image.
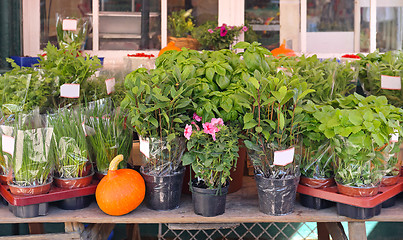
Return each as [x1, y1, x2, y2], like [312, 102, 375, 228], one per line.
[0, 181, 98, 206]
[297, 177, 403, 208]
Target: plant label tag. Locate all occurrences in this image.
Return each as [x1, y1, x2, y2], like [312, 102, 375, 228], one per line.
[277, 67, 292, 77]
[105, 78, 116, 95]
[391, 132, 399, 143]
[82, 121, 87, 137]
[273, 147, 294, 166]
[2, 135, 15, 157]
[62, 19, 77, 31]
[60, 84, 80, 98]
[381, 75, 401, 90]
[139, 136, 150, 159]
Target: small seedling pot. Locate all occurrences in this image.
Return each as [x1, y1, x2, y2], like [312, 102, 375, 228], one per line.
[9, 202, 48, 218]
[381, 175, 399, 186]
[54, 172, 94, 189]
[299, 193, 335, 210]
[300, 176, 335, 189]
[9, 181, 52, 196]
[336, 182, 379, 197]
[336, 202, 381, 220]
[55, 195, 94, 210]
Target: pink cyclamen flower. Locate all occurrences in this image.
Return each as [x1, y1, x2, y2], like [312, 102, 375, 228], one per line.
[242, 26, 248, 32]
[208, 29, 214, 34]
[193, 113, 202, 122]
[220, 25, 228, 37]
[184, 124, 192, 140]
[211, 118, 224, 127]
[203, 122, 218, 141]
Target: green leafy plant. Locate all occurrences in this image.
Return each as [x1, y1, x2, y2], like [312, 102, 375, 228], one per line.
[168, 9, 194, 38]
[48, 109, 89, 179]
[121, 53, 200, 175]
[313, 93, 403, 187]
[192, 21, 247, 50]
[234, 42, 314, 179]
[182, 117, 239, 189]
[87, 102, 133, 174]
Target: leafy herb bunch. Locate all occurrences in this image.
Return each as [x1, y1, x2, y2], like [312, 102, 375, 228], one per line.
[182, 115, 239, 189]
[168, 9, 194, 38]
[313, 93, 403, 187]
[235, 42, 314, 179]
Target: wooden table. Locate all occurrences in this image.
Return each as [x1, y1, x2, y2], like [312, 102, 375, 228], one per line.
[0, 177, 402, 240]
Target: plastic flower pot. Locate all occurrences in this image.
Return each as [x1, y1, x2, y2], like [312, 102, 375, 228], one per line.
[191, 180, 229, 217]
[255, 173, 300, 216]
[8, 181, 53, 196]
[141, 166, 184, 211]
[336, 182, 379, 197]
[299, 193, 335, 210]
[336, 202, 381, 220]
[54, 172, 94, 189]
[0, 174, 8, 185]
[381, 175, 399, 186]
[300, 176, 335, 189]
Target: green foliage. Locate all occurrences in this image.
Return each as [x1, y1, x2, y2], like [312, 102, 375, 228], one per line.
[192, 22, 246, 50]
[48, 108, 89, 179]
[313, 93, 403, 187]
[182, 121, 239, 189]
[56, 15, 89, 49]
[168, 9, 194, 38]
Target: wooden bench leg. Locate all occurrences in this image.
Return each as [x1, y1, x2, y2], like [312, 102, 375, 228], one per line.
[126, 224, 141, 240]
[348, 222, 367, 240]
[320, 222, 348, 240]
[65, 222, 115, 240]
[317, 222, 330, 240]
[28, 223, 44, 234]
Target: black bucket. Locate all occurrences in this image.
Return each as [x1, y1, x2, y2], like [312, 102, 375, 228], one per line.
[255, 174, 300, 215]
[191, 182, 229, 217]
[141, 167, 185, 211]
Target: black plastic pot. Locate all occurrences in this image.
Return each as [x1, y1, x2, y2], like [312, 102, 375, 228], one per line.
[9, 203, 48, 218]
[336, 202, 381, 220]
[299, 193, 335, 210]
[381, 196, 396, 208]
[255, 174, 300, 215]
[141, 167, 185, 211]
[191, 181, 229, 217]
[55, 195, 94, 210]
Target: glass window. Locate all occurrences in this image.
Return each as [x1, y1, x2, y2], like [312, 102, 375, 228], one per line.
[245, 0, 279, 50]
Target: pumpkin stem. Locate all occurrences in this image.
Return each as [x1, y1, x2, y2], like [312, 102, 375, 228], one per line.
[109, 155, 124, 171]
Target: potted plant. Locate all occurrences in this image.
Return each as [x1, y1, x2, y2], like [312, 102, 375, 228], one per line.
[313, 94, 403, 197]
[56, 13, 90, 50]
[86, 101, 133, 179]
[7, 115, 54, 195]
[235, 42, 313, 215]
[167, 9, 199, 49]
[182, 117, 239, 217]
[48, 109, 93, 189]
[122, 61, 199, 210]
[300, 101, 335, 189]
[378, 141, 401, 186]
[192, 21, 248, 50]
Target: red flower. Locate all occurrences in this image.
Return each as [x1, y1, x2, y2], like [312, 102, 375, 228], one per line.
[220, 25, 228, 37]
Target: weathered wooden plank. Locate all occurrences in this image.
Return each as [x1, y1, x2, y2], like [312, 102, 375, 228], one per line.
[325, 222, 348, 240]
[167, 223, 240, 230]
[348, 222, 367, 240]
[0, 232, 80, 240]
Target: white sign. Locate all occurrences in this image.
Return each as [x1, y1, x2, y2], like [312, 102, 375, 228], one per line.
[2, 135, 15, 157]
[273, 147, 295, 166]
[62, 19, 77, 31]
[391, 132, 399, 143]
[139, 137, 150, 159]
[60, 84, 80, 98]
[381, 75, 401, 90]
[277, 67, 292, 77]
[105, 78, 116, 95]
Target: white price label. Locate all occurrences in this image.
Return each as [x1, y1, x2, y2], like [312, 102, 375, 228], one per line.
[391, 132, 399, 143]
[381, 75, 401, 90]
[82, 121, 87, 137]
[2, 135, 15, 157]
[60, 84, 80, 98]
[105, 78, 116, 95]
[62, 19, 77, 31]
[273, 147, 295, 166]
[139, 136, 150, 159]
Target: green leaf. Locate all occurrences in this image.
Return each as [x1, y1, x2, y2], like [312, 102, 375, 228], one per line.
[243, 113, 254, 123]
[348, 111, 363, 126]
[182, 153, 194, 165]
[233, 41, 250, 49]
[221, 97, 233, 112]
[256, 126, 263, 133]
[173, 118, 183, 123]
[149, 117, 158, 128]
[216, 75, 230, 90]
[206, 67, 215, 81]
[167, 133, 176, 142]
[279, 112, 285, 130]
[248, 77, 260, 89]
[243, 120, 258, 130]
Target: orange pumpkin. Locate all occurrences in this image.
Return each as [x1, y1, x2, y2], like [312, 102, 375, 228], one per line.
[158, 42, 181, 56]
[271, 40, 296, 57]
[95, 155, 145, 216]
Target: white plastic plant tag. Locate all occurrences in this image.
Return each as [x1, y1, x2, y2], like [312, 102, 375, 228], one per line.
[60, 84, 80, 98]
[105, 78, 116, 95]
[391, 132, 399, 143]
[381, 75, 401, 90]
[2, 135, 15, 157]
[62, 19, 77, 31]
[273, 147, 295, 166]
[139, 136, 150, 159]
[82, 121, 87, 137]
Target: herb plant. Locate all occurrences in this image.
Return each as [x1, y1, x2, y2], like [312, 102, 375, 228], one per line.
[56, 14, 89, 49]
[182, 117, 239, 189]
[168, 9, 194, 38]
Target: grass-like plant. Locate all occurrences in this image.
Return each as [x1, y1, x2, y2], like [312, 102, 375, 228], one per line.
[48, 109, 89, 179]
[87, 102, 133, 174]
